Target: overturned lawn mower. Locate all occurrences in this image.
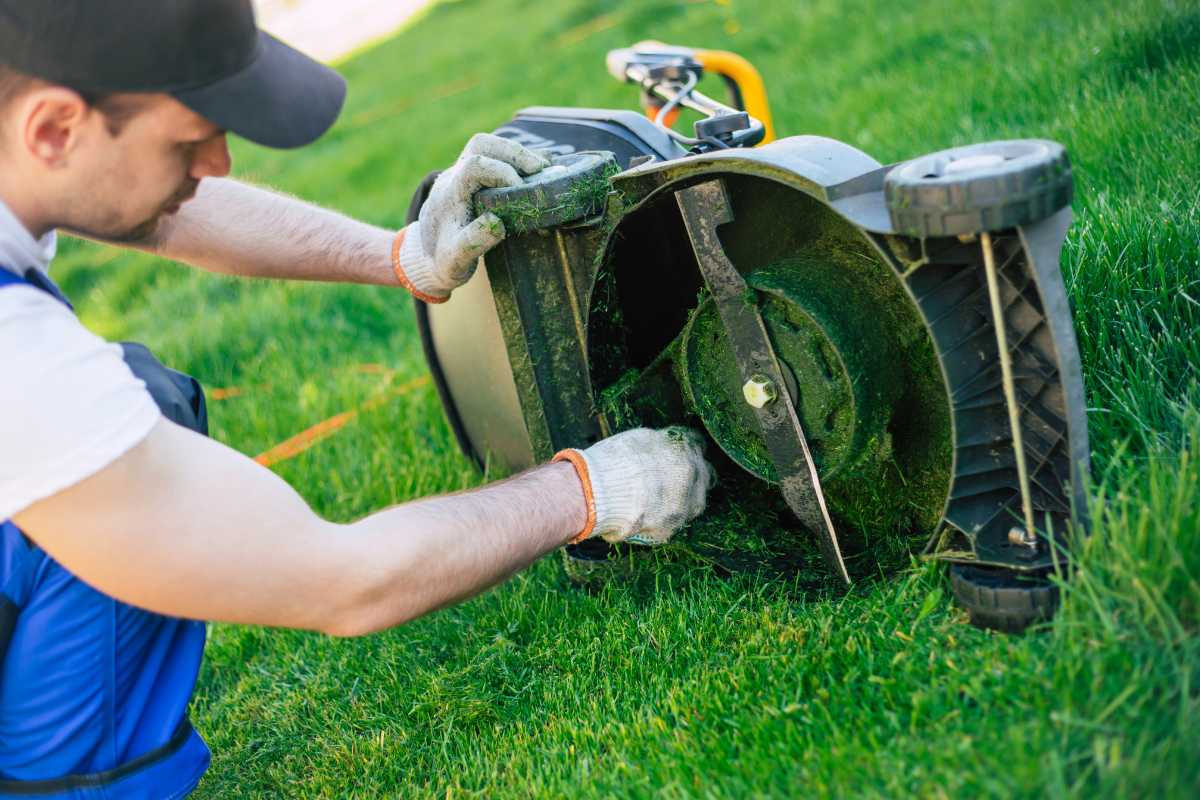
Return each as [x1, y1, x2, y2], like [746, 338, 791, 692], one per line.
[409, 43, 1089, 633]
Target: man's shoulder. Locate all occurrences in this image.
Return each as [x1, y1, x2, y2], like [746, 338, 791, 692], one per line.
[0, 276, 160, 521]
[0, 275, 127, 402]
[0, 274, 81, 341]
[0, 269, 66, 300]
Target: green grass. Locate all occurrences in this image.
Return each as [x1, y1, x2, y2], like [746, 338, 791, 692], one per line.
[49, 0, 1200, 795]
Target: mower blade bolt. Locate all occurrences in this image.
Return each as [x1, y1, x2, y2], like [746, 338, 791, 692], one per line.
[742, 375, 778, 408]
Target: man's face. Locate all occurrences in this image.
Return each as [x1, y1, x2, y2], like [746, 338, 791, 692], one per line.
[62, 95, 231, 241]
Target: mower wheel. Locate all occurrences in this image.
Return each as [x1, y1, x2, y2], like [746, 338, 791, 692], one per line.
[949, 563, 1060, 634]
[885, 139, 1072, 238]
[561, 539, 633, 588]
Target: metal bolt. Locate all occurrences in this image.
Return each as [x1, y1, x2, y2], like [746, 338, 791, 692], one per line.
[1007, 525, 1037, 550]
[742, 374, 778, 408]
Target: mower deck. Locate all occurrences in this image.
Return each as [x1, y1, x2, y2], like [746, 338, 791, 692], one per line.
[412, 105, 1089, 628]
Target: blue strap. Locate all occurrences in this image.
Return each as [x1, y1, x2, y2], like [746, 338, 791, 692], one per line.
[0, 270, 26, 290]
[0, 268, 72, 309]
[0, 719, 209, 799]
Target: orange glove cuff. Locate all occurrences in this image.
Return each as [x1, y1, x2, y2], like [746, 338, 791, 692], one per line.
[553, 448, 596, 544]
[392, 226, 449, 305]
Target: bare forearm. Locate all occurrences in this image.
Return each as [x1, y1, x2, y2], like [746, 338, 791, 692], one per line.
[145, 177, 400, 285]
[16, 421, 586, 636]
[336, 462, 586, 635]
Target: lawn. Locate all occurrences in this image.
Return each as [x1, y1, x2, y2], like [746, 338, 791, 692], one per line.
[52, 0, 1199, 796]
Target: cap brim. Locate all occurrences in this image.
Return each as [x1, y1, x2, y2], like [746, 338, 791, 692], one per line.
[173, 32, 346, 149]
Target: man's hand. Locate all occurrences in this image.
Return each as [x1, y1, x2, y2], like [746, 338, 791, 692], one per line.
[395, 133, 549, 302]
[555, 427, 716, 545]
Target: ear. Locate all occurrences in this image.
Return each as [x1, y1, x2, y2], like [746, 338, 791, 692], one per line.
[20, 87, 92, 168]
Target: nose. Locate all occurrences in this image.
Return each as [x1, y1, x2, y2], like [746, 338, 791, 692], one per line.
[189, 133, 232, 180]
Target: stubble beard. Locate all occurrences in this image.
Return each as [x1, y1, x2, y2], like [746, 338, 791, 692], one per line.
[94, 179, 199, 244]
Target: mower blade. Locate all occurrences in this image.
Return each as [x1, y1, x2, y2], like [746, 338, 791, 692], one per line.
[674, 179, 852, 586]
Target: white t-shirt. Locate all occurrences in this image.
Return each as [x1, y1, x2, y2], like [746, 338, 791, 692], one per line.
[0, 197, 160, 520]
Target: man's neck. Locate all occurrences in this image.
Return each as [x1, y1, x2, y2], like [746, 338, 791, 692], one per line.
[0, 173, 52, 240]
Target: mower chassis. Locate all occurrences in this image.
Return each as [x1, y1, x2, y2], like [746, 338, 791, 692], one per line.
[414, 111, 1089, 582]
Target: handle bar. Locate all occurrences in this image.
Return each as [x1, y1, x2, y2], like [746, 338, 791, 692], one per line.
[607, 41, 776, 147]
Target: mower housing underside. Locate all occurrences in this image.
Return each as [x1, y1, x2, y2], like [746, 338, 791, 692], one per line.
[414, 107, 1089, 573]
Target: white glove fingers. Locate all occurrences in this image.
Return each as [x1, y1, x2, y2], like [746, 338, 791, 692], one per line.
[574, 426, 716, 547]
[599, 528, 627, 545]
[406, 133, 548, 300]
[453, 154, 525, 197]
[665, 425, 706, 451]
[417, 175, 450, 252]
[686, 473, 710, 521]
[464, 132, 552, 176]
[626, 527, 673, 546]
[447, 213, 505, 282]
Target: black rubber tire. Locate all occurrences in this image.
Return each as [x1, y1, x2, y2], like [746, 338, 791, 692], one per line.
[561, 538, 634, 588]
[949, 563, 1060, 633]
[885, 139, 1072, 238]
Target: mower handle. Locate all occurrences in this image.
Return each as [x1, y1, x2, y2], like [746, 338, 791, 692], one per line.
[606, 40, 776, 145]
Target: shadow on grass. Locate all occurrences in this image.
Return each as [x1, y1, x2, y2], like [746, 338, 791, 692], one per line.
[562, 469, 926, 607]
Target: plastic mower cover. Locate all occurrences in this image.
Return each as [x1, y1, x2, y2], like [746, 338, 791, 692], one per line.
[410, 107, 1089, 632]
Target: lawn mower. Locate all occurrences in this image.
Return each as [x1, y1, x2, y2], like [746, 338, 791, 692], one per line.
[408, 42, 1090, 633]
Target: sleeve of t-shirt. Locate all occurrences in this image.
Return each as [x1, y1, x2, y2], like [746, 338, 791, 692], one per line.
[0, 284, 161, 520]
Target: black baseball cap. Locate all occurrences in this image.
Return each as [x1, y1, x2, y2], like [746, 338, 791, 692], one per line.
[0, 0, 346, 149]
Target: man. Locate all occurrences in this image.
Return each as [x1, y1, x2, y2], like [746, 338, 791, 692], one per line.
[0, 1, 714, 796]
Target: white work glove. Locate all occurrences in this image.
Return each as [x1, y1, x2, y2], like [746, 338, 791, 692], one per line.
[554, 427, 716, 545]
[394, 133, 549, 302]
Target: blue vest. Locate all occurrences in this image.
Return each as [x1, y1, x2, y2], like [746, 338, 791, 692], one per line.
[0, 268, 211, 798]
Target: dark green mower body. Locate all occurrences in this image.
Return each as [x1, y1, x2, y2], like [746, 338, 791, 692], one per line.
[411, 104, 1089, 632]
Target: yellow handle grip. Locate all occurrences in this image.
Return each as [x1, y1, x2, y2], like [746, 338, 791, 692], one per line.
[694, 49, 776, 145]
